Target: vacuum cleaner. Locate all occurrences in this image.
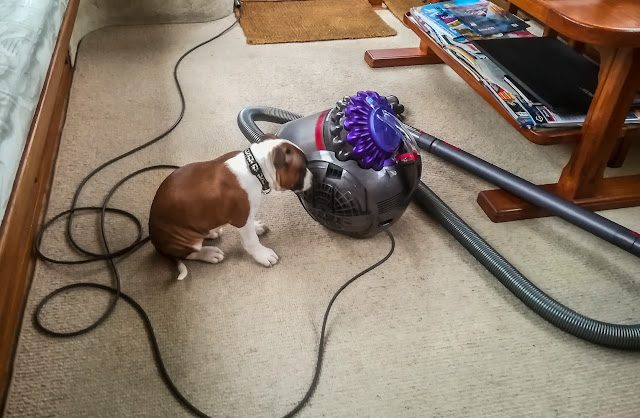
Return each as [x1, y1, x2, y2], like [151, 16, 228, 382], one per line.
[237, 90, 640, 350]
[240, 91, 422, 238]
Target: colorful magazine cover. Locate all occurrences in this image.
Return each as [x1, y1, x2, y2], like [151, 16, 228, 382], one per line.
[442, 0, 529, 36]
[418, 3, 471, 41]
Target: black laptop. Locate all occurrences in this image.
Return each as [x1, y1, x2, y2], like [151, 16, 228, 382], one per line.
[472, 37, 600, 114]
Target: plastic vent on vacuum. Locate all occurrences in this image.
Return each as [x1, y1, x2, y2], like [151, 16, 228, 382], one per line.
[376, 193, 405, 214]
[303, 182, 361, 216]
[325, 163, 343, 179]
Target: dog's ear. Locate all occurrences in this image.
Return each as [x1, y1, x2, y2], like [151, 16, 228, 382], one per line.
[272, 143, 293, 169]
[272, 142, 309, 191]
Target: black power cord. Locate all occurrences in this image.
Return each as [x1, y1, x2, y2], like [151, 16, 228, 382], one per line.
[32, 2, 396, 417]
[282, 227, 394, 418]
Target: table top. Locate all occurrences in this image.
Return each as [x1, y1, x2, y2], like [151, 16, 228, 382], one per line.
[509, 0, 640, 47]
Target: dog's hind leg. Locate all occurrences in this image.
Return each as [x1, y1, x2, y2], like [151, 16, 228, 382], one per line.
[206, 228, 223, 239]
[254, 220, 268, 236]
[186, 246, 225, 264]
[173, 240, 224, 280]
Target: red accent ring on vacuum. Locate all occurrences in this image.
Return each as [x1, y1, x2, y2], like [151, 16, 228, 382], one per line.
[631, 230, 640, 237]
[315, 111, 328, 151]
[441, 140, 461, 150]
[395, 152, 418, 162]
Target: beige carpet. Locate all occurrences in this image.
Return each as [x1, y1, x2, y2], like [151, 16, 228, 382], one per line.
[70, 0, 234, 63]
[5, 10, 640, 418]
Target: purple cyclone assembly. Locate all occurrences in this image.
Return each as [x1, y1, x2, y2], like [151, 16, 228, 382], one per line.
[343, 91, 402, 170]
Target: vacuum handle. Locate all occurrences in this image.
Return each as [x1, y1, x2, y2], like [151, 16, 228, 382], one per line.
[414, 132, 640, 258]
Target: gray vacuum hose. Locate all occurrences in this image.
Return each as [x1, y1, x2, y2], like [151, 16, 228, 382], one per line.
[237, 106, 303, 143]
[237, 105, 640, 350]
[413, 182, 640, 350]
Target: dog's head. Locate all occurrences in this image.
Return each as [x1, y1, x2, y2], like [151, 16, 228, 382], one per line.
[271, 140, 312, 192]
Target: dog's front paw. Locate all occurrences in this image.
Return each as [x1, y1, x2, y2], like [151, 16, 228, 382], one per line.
[251, 246, 279, 267]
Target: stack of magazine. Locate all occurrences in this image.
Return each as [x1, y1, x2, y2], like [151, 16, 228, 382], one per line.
[408, 0, 640, 129]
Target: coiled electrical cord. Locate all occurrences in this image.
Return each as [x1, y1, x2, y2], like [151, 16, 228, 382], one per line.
[33, 3, 396, 416]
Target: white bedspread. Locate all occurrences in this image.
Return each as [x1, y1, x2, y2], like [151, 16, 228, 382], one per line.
[0, 0, 68, 222]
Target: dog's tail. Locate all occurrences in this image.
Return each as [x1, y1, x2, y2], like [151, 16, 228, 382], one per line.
[176, 259, 188, 281]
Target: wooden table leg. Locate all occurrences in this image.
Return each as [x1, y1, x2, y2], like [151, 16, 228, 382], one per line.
[608, 131, 636, 168]
[365, 40, 444, 68]
[557, 47, 640, 198]
[568, 39, 586, 54]
[477, 47, 640, 222]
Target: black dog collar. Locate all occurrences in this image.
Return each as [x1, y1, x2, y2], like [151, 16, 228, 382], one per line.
[243, 148, 271, 194]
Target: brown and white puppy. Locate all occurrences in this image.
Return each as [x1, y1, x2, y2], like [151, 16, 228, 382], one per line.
[149, 138, 312, 280]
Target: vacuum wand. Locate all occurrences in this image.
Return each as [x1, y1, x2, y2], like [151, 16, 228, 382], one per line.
[412, 130, 640, 258]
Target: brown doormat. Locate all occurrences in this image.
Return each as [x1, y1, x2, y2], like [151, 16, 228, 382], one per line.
[239, 0, 396, 45]
[382, 0, 426, 23]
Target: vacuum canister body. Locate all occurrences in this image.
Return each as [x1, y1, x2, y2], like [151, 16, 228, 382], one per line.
[276, 92, 422, 238]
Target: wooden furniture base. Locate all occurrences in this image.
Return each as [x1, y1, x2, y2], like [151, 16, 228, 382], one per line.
[608, 131, 637, 168]
[365, 4, 640, 223]
[365, 43, 443, 68]
[0, 0, 79, 408]
[478, 174, 640, 222]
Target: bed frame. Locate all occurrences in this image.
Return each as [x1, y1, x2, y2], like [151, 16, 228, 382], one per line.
[0, 0, 80, 406]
